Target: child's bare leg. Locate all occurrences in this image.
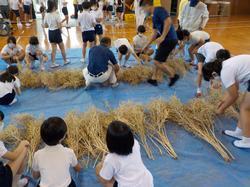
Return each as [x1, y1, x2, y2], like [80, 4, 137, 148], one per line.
[82, 42, 87, 59]
[58, 42, 67, 62]
[51, 43, 57, 63]
[240, 93, 250, 137]
[8, 149, 28, 177]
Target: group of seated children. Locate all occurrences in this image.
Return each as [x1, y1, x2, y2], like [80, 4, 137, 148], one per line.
[0, 112, 154, 187]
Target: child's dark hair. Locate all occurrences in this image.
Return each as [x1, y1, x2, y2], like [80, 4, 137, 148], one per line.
[7, 36, 16, 44]
[182, 30, 190, 37]
[0, 111, 4, 121]
[176, 29, 184, 41]
[216, 49, 231, 62]
[106, 121, 134, 155]
[139, 0, 153, 7]
[47, 0, 57, 13]
[90, 0, 99, 7]
[0, 72, 15, 83]
[82, 1, 91, 10]
[40, 117, 67, 146]
[100, 37, 111, 46]
[29, 36, 39, 45]
[137, 25, 146, 33]
[202, 61, 222, 81]
[7, 65, 19, 76]
[118, 45, 128, 55]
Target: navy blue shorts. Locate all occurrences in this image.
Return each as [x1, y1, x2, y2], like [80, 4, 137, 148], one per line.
[0, 90, 15, 105]
[12, 9, 20, 17]
[107, 5, 113, 12]
[103, 5, 107, 11]
[0, 162, 13, 187]
[95, 24, 103, 35]
[48, 29, 63, 44]
[78, 4, 83, 12]
[23, 5, 30, 14]
[62, 7, 68, 16]
[247, 80, 250, 92]
[116, 6, 124, 13]
[82, 31, 96, 43]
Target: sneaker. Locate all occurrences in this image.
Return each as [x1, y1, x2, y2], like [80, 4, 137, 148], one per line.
[111, 82, 119, 88]
[25, 23, 31, 27]
[50, 63, 60, 68]
[80, 58, 85, 63]
[9, 98, 17, 106]
[147, 79, 158, 86]
[40, 65, 45, 71]
[64, 60, 70, 65]
[169, 74, 180, 87]
[233, 139, 250, 149]
[223, 130, 243, 140]
[195, 92, 202, 98]
[17, 23, 23, 29]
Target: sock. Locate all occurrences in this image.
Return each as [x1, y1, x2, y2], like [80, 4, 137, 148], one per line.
[197, 87, 201, 93]
[235, 127, 242, 134]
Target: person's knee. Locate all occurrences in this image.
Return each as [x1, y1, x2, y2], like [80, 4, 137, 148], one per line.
[154, 60, 161, 67]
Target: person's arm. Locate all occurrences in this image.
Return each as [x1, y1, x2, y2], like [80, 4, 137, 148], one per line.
[216, 83, 239, 114]
[95, 162, 115, 185]
[2, 140, 29, 161]
[74, 163, 82, 172]
[32, 171, 41, 179]
[1, 52, 12, 60]
[142, 29, 158, 51]
[109, 50, 120, 72]
[155, 17, 171, 46]
[200, 6, 209, 30]
[16, 49, 25, 61]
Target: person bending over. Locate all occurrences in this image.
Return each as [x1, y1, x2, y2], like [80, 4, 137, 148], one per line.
[96, 121, 154, 187]
[32, 117, 82, 187]
[140, 0, 179, 87]
[83, 37, 120, 88]
[202, 51, 250, 148]
[195, 42, 225, 97]
[1, 36, 25, 65]
[114, 38, 141, 67]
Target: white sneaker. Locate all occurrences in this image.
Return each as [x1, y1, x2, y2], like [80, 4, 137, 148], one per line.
[233, 138, 250, 149]
[40, 65, 45, 71]
[25, 23, 31, 27]
[223, 129, 243, 140]
[17, 22, 23, 29]
[64, 60, 70, 65]
[80, 58, 85, 63]
[9, 98, 17, 106]
[111, 82, 119, 88]
[17, 178, 28, 187]
[50, 63, 60, 68]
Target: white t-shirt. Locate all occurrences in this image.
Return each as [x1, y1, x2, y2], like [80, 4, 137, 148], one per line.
[32, 144, 78, 187]
[100, 140, 154, 187]
[10, 0, 20, 10]
[25, 44, 44, 56]
[133, 34, 148, 53]
[78, 0, 84, 5]
[98, 1, 104, 11]
[23, 0, 32, 6]
[188, 31, 210, 45]
[78, 10, 96, 32]
[61, 0, 67, 7]
[0, 141, 8, 158]
[107, 0, 114, 6]
[0, 77, 21, 98]
[114, 38, 134, 53]
[1, 44, 23, 57]
[44, 11, 61, 30]
[221, 55, 250, 89]
[197, 42, 223, 63]
[90, 9, 103, 21]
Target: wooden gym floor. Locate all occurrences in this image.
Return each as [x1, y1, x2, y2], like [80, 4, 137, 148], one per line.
[0, 15, 250, 55]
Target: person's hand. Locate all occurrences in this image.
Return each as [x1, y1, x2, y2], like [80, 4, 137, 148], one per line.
[20, 140, 30, 148]
[13, 55, 18, 61]
[195, 92, 202, 98]
[155, 37, 164, 46]
[216, 101, 225, 115]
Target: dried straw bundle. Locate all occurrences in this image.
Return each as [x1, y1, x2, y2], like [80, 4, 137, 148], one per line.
[167, 96, 234, 162]
[117, 65, 153, 85]
[0, 125, 21, 145]
[19, 69, 42, 88]
[168, 58, 189, 77]
[114, 102, 153, 159]
[146, 99, 177, 159]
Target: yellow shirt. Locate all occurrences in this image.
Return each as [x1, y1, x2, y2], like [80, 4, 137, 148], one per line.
[73, 0, 77, 4]
[178, 0, 188, 20]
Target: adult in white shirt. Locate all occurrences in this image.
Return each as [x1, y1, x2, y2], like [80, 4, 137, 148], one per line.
[43, 0, 70, 68]
[32, 117, 82, 187]
[179, 0, 209, 32]
[1, 36, 25, 65]
[0, 0, 10, 19]
[202, 53, 250, 148]
[132, 0, 146, 28]
[114, 38, 141, 67]
[96, 121, 154, 187]
[195, 42, 224, 97]
[78, 1, 96, 63]
[177, 29, 210, 64]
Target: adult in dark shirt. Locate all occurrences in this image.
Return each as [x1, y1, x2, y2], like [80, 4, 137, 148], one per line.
[83, 37, 120, 88]
[140, 0, 179, 87]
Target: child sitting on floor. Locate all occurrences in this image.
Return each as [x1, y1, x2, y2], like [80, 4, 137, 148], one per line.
[25, 36, 48, 71]
[114, 38, 141, 67]
[32, 117, 82, 187]
[0, 133, 30, 187]
[96, 120, 154, 187]
[133, 25, 154, 64]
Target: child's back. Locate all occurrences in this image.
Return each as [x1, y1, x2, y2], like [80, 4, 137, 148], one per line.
[133, 33, 148, 53]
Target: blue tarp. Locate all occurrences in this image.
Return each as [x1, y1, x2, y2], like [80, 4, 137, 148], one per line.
[0, 48, 249, 187]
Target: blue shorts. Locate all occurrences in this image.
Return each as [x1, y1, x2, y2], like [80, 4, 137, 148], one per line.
[0, 162, 13, 186]
[107, 5, 113, 12]
[48, 29, 63, 44]
[62, 7, 68, 16]
[95, 24, 103, 35]
[82, 31, 96, 43]
[12, 9, 20, 17]
[116, 6, 124, 13]
[23, 5, 30, 14]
